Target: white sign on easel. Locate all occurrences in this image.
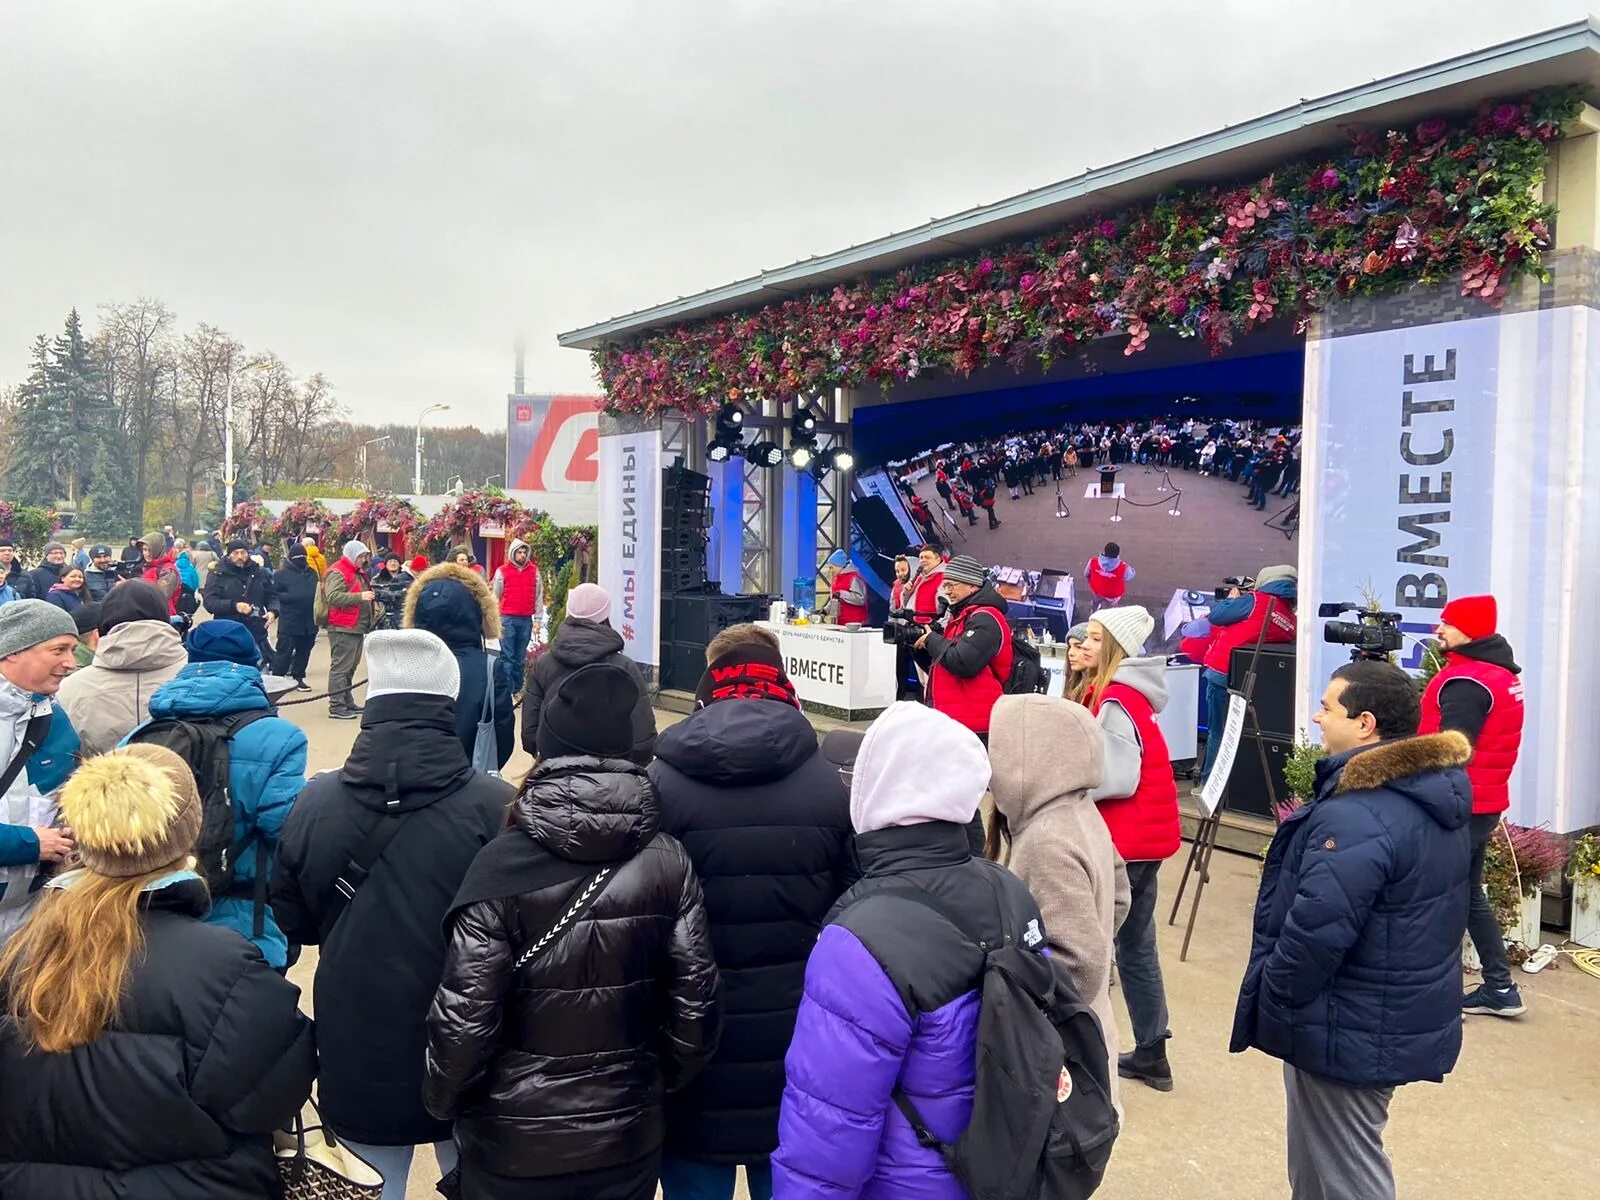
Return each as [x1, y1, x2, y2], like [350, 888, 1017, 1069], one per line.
[1198, 692, 1248, 816]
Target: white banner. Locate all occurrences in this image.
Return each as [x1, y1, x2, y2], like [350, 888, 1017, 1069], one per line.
[598, 428, 662, 667]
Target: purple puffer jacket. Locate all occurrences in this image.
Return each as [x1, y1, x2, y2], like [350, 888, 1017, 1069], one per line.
[773, 922, 977, 1199]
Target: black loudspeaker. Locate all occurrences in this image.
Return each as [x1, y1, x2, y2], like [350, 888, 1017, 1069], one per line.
[1223, 732, 1293, 819]
[852, 495, 914, 556]
[661, 642, 707, 693]
[1228, 644, 1296, 739]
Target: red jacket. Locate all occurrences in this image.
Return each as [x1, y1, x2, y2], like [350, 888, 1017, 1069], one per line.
[325, 556, 367, 629]
[928, 603, 1013, 736]
[830, 568, 869, 626]
[1204, 591, 1296, 676]
[1086, 680, 1182, 861]
[143, 554, 181, 615]
[910, 570, 944, 625]
[1418, 655, 1524, 815]
[496, 558, 539, 618]
[1087, 558, 1130, 603]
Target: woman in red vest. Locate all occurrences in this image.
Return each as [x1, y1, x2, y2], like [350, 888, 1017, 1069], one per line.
[823, 558, 869, 626]
[1073, 604, 1182, 1095]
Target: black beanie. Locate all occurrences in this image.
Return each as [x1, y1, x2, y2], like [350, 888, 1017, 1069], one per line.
[537, 662, 640, 760]
[99, 580, 172, 635]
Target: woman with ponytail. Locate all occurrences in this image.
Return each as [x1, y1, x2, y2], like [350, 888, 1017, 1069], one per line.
[1073, 606, 1183, 1095]
[0, 745, 315, 1200]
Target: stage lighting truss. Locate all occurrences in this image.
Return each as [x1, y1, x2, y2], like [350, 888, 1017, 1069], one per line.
[747, 439, 785, 467]
[788, 406, 820, 467]
[810, 445, 857, 478]
[708, 402, 748, 462]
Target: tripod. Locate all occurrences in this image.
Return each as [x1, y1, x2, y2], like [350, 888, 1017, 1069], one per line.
[1266, 498, 1299, 541]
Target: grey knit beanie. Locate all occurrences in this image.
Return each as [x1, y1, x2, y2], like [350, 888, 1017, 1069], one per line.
[0, 600, 79, 659]
[942, 555, 987, 587]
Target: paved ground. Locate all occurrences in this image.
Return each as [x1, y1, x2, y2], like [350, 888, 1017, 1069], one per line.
[271, 637, 1599, 1199]
[908, 465, 1299, 633]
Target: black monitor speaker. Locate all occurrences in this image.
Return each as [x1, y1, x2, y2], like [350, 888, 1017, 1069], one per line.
[1222, 732, 1293, 820]
[1227, 644, 1296, 739]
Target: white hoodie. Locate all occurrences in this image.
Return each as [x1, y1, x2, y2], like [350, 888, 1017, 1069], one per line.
[849, 702, 990, 834]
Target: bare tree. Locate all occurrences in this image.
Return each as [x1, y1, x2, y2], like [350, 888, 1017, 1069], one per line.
[171, 324, 235, 531]
[97, 299, 175, 527]
[274, 373, 356, 484]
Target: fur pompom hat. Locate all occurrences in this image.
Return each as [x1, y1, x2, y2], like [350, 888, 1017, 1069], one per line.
[59, 745, 203, 878]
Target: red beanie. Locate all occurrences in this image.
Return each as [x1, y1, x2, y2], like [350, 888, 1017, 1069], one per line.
[1440, 594, 1497, 642]
[409, 555, 430, 573]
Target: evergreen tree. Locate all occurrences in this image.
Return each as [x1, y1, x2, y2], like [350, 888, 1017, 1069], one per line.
[81, 434, 139, 541]
[5, 334, 73, 505]
[48, 308, 112, 504]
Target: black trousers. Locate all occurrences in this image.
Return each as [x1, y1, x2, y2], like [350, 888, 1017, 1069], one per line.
[274, 631, 317, 680]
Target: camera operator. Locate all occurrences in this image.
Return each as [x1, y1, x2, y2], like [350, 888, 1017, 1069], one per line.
[1198, 564, 1297, 788]
[915, 554, 1012, 744]
[1416, 594, 1528, 1019]
[202, 539, 275, 665]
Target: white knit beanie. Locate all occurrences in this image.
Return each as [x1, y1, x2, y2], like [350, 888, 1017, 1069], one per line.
[365, 629, 460, 700]
[1094, 605, 1155, 657]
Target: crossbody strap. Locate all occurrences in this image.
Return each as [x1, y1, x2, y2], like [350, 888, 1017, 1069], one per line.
[0, 712, 52, 798]
[511, 863, 625, 972]
[318, 800, 411, 943]
[482, 651, 495, 724]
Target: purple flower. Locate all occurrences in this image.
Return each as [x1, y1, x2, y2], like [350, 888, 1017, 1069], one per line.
[978, 258, 995, 275]
[1019, 273, 1038, 293]
[1416, 118, 1448, 143]
[864, 304, 880, 321]
[1097, 219, 1117, 238]
[1493, 103, 1521, 131]
[1318, 168, 1340, 190]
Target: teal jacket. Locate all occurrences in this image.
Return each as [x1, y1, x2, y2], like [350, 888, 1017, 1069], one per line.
[130, 663, 307, 967]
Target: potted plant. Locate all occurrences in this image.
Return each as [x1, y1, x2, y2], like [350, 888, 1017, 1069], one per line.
[1569, 832, 1600, 948]
[1275, 733, 1325, 821]
[1468, 822, 1567, 968]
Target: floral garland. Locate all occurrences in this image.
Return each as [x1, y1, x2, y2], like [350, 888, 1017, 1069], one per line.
[336, 495, 425, 543]
[275, 499, 339, 545]
[593, 93, 1577, 416]
[221, 500, 271, 540]
[0, 501, 57, 550]
[419, 490, 537, 551]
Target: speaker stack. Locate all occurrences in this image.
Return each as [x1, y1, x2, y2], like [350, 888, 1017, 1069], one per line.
[657, 465, 769, 691]
[1221, 644, 1296, 819]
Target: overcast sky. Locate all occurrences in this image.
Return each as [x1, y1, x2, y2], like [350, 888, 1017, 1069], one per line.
[0, 0, 1585, 428]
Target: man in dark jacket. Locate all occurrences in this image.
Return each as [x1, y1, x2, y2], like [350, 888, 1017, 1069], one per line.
[202, 540, 273, 663]
[0, 541, 25, 602]
[1231, 661, 1472, 1200]
[521, 582, 656, 764]
[271, 629, 511, 1196]
[649, 624, 853, 1199]
[21, 541, 67, 601]
[403, 562, 515, 770]
[270, 544, 320, 689]
[83, 545, 119, 600]
[917, 555, 1011, 743]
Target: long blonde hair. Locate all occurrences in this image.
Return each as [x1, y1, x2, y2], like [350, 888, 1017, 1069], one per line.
[1069, 619, 1127, 709]
[0, 866, 178, 1053]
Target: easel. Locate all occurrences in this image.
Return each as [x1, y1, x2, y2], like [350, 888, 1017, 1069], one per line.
[1168, 598, 1283, 961]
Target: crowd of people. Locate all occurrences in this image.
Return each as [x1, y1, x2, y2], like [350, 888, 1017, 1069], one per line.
[0, 500, 1531, 1200]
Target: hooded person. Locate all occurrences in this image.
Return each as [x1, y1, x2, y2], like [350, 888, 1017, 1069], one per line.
[0, 601, 83, 942]
[139, 531, 183, 616]
[322, 539, 379, 719]
[269, 543, 320, 689]
[648, 624, 852, 1198]
[1073, 604, 1183, 1093]
[988, 693, 1132, 1111]
[272, 629, 512, 1200]
[491, 537, 540, 695]
[187, 536, 217, 583]
[772, 703, 1054, 1199]
[55, 580, 188, 757]
[521, 583, 656, 765]
[123, 619, 307, 969]
[425, 663, 723, 1200]
[404, 561, 515, 771]
[0, 744, 316, 1200]
[201, 539, 273, 662]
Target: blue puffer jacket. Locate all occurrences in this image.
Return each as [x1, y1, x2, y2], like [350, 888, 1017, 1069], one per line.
[130, 663, 307, 967]
[1231, 731, 1473, 1089]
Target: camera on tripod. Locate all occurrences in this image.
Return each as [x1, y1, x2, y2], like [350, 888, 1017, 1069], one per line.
[882, 610, 929, 648]
[1318, 602, 1404, 661]
[1214, 575, 1255, 601]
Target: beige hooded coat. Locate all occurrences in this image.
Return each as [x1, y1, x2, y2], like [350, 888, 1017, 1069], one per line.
[988, 693, 1131, 1108]
[55, 619, 188, 756]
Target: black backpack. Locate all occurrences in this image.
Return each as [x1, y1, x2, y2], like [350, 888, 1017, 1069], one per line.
[888, 878, 1119, 1200]
[126, 711, 274, 936]
[176, 581, 200, 617]
[1004, 631, 1049, 695]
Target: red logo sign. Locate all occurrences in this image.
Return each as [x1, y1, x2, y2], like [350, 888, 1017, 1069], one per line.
[515, 404, 532, 422]
[513, 396, 600, 491]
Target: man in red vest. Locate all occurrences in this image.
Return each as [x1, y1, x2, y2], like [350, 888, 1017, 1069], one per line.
[492, 538, 540, 695]
[1086, 542, 1134, 608]
[917, 554, 1012, 744]
[1198, 565, 1297, 787]
[323, 540, 378, 719]
[1417, 594, 1527, 1018]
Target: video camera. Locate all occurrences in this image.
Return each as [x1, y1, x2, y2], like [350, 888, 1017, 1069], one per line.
[1318, 602, 1404, 661]
[881, 596, 948, 648]
[1214, 575, 1255, 601]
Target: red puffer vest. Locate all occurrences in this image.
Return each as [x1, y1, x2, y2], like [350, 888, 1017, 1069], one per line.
[890, 578, 906, 611]
[831, 569, 869, 625]
[497, 558, 539, 617]
[1418, 656, 1524, 815]
[1203, 591, 1296, 675]
[910, 570, 944, 625]
[143, 555, 180, 615]
[929, 604, 1013, 736]
[325, 556, 365, 629]
[1088, 558, 1130, 603]
[1087, 681, 1182, 861]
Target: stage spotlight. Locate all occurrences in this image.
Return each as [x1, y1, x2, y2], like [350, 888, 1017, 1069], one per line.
[788, 442, 814, 469]
[706, 440, 733, 463]
[791, 408, 817, 436]
[748, 439, 784, 467]
[715, 403, 745, 440]
[832, 448, 855, 473]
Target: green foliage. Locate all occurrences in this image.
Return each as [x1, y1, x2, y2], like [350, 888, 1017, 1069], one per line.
[1282, 734, 1327, 802]
[1569, 832, 1600, 883]
[0, 501, 58, 551]
[81, 436, 139, 540]
[258, 481, 365, 500]
[5, 335, 72, 504]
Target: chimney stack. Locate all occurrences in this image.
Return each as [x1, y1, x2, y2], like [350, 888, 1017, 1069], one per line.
[513, 337, 526, 396]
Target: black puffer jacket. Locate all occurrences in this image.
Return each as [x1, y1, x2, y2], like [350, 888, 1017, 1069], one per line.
[270, 559, 320, 637]
[403, 562, 515, 770]
[0, 876, 315, 1199]
[270, 695, 511, 1145]
[424, 757, 723, 1180]
[649, 699, 854, 1161]
[202, 556, 270, 618]
[521, 616, 657, 763]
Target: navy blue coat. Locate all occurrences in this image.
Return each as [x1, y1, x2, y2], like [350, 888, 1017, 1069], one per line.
[1231, 731, 1473, 1089]
[402, 562, 515, 770]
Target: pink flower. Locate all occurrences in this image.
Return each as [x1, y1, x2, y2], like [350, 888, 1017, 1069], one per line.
[1492, 103, 1521, 131]
[1097, 219, 1117, 238]
[864, 304, 880, 321]
[1416, 118, 1448, 144]
[978, 258, 994, 275]
[1019, 273, 1038, 293]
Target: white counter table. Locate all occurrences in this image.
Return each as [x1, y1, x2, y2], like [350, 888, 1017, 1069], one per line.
[756, 621, 898, 720]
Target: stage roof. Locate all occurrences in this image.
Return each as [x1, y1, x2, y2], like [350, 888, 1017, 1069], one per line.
[559, 20, 1600, 352]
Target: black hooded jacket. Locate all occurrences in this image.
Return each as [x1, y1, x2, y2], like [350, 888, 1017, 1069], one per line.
[1434, 634, 1521, 744]
[270, 695, 512, 1145]
[202, 556, 270, 620]
[0, 876, 315, 1200]
[521, 616, 657, 763]
[403, 563, 515, 770]
[648, 699, 855, 1161]
[424, 757, 722, 1179]
[270, 557, 320, 637]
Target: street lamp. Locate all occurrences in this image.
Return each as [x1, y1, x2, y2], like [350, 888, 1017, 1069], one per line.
[360, 435, 392, 489]
[223, 357, 271, 517]
[414, 404, 451, 494]
[485, 473, 503, 488]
